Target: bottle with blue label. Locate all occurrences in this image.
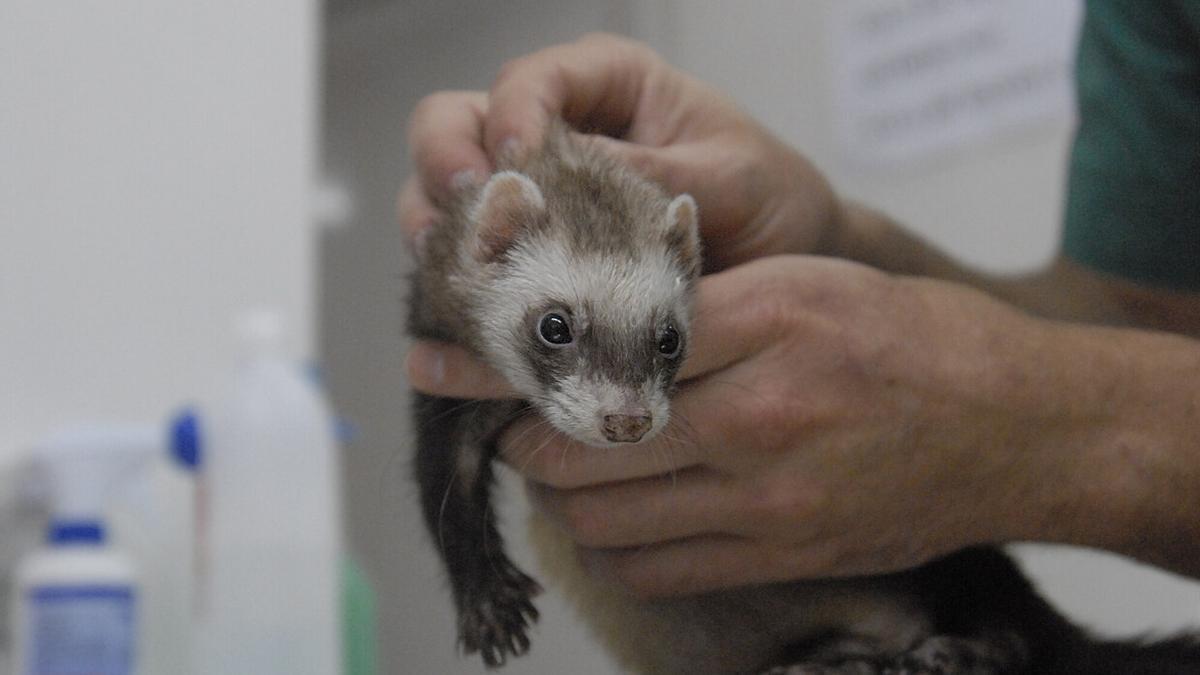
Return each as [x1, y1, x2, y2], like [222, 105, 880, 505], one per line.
[11, 426, 157, 675]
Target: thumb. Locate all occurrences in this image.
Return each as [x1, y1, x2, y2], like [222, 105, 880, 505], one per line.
[405, 341, 519, 399]
[588, 136, 684, 195]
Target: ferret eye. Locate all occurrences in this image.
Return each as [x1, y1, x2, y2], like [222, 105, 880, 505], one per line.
[538, 313, 573, 346]
[658, 326, 681, 359]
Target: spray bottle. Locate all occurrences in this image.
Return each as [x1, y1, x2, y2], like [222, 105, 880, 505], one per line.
[10, 425, 158, 675]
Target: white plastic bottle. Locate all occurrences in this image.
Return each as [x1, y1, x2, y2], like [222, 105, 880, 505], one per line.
[11, 426, 158, 675]
[193, 310, 343, 675]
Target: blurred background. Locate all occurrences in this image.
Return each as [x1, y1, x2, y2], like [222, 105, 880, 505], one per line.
[4, 0, 1200, 673]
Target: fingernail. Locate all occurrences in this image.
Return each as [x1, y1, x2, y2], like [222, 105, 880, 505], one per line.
[405, 344, 445, 386]
[450, 169, 483, 191]
[498, 136, 522, 162]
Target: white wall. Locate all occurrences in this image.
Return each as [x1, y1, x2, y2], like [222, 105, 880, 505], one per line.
[1, 2, 319, 458]
[1, 7, 320, 664]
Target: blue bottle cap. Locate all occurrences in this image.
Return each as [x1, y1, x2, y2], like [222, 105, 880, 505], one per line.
[169, 408, 202, 471]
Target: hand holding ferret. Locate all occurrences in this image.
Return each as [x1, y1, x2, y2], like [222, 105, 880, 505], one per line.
[400, 33, 1111, 598]
[408, 254, 1105, 597]
[399, 33, 840, 272]
[401, 28, 1200, 675]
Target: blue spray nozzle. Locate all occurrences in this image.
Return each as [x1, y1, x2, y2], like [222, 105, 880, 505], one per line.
[170, 409, 202, 471]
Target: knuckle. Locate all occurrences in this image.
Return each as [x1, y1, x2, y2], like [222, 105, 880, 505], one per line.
[576, 32, 640, 54]
[711, 365, 812, 459]
[494, 53, 536, 88]
[746, 387, 804, 453]
[741, 271, 804, 340]
[576, 31, 621, 46]
[575, 32, 662, 71]
[721, 145, 758, 182]
[407, 91, 452, 137]
[493, 59, 517, 85]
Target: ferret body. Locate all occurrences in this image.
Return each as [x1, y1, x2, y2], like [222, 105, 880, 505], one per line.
[409, 124, 1200, 673]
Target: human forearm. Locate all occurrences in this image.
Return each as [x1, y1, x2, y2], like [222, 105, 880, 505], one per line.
[888, 275, 1200, 579]
[1016, 318, 1200, 577]
[827, 201, 1200, 335]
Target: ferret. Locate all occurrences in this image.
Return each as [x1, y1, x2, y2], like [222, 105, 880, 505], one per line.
[408, 122, 1200, 674]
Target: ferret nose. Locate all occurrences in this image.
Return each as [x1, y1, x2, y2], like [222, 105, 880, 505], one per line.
[601, 413, 652, 443]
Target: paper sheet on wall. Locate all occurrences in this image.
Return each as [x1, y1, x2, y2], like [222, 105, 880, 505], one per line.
[831, 0, 1083, 168]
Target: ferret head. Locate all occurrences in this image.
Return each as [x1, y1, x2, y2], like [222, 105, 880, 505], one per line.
[464, 169, 701, 447]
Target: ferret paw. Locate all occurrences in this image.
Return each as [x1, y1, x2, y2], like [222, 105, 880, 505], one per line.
[884, 635, 1010, 674]
[458, 563, 543, 668]
[764, 633, 1017, 675]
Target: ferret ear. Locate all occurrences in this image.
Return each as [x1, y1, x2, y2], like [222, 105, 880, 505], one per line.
[469, 171, 545, 262]
[665, 194, 701, 278]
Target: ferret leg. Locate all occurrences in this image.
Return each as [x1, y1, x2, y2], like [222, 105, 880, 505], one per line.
[413, 394, 541, 668]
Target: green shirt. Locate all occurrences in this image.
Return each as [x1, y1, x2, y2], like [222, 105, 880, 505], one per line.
[1062, 1, 1200, 290]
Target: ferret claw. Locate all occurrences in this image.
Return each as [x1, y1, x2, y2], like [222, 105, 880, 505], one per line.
[458, 562, 544, 668]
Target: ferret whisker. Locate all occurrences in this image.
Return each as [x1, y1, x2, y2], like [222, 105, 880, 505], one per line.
[502, 400, 537, 423]
[504, 413, 550, 454]
[435, 466, 457, 561]
[481, 487, 503, 573]
[665, 412, 705, 461]
[516, 420, 559, 477]
[654, 435, 682, 481]
[419, 397, 487, 430]
[657, 442, 679, 495]
[644, 439, 668, 482]
[559, 435, 580, 477]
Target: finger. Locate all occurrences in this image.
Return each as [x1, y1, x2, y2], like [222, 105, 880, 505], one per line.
[581, 535, 815, 597]
[406, 90, 490, 206]
[530, 468, 737, 549]
[587, 136, 690, 196]
[404, 340, 518, 399]
[484, 33, 658, 157]
[677, 263, 784, 381]
[396, 176, 440, 246]
[499, 416, 706, 489]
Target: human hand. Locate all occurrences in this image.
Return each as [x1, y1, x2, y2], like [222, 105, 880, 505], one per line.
[400, 33, 841, 271]
[407, 256, 1098, 596]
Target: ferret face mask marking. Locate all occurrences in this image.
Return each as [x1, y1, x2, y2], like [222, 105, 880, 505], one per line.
[466, 170, 698, 447]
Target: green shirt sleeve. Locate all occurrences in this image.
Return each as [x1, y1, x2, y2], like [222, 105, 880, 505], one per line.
[1062, 0, 1200, 290]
